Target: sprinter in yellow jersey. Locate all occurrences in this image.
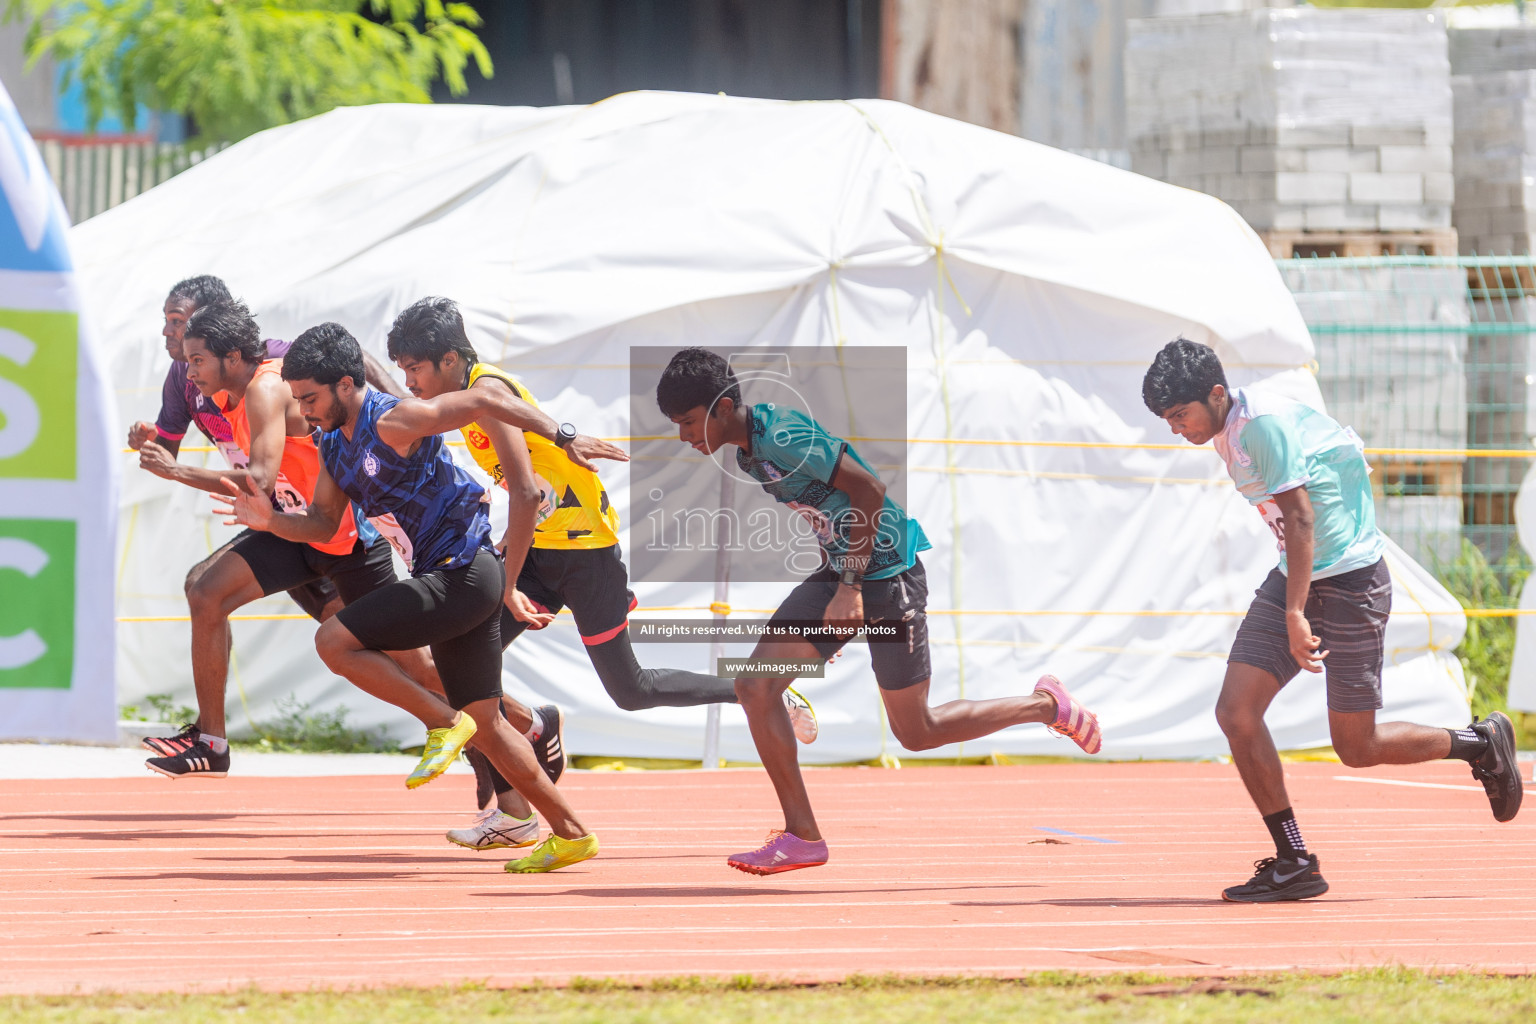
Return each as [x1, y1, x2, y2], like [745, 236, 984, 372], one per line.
[387, 297, 818, 849]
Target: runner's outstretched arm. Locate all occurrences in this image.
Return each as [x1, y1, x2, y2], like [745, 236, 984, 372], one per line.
[212, 458, 347, 545]
[374, 389, 628, 471]
[137, 373, 290, 495]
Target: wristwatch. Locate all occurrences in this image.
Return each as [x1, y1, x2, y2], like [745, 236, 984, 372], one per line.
[554, 422, 577, 449]
[839, 566, 862, 588]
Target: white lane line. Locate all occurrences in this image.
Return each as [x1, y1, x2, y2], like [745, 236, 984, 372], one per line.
[1334, 775, 1492, 794]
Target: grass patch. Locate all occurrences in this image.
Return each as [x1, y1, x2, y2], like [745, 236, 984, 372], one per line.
[2, 970, 1533, 1023]
[117, 693, 194, 726]
[1435, 539, 1535, 746]
[235, 695, 397, 755]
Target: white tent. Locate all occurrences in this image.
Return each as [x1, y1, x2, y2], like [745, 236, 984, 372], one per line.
[75, 92, 1470, 761]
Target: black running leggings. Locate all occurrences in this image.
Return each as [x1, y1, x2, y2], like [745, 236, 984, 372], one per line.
[484, 623, 737, 795]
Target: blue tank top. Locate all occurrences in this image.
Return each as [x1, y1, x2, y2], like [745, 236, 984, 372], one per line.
[319, 390, 491, 576]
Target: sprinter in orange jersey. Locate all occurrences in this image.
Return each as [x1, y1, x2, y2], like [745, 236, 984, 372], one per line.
[137, 299, 474, 786]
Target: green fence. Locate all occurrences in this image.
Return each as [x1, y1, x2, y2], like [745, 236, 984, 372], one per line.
[1277, 255, 1536, 596]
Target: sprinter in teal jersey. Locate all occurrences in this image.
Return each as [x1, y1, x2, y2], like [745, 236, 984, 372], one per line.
[1143, 338, 1521, 903]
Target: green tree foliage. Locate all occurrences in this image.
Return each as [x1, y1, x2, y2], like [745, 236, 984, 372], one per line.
[6, 1, 492, 143]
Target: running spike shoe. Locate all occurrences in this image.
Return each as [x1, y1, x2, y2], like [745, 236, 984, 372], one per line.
[1034, 674, 1102, 755]
[142, 722, 200, 757]
[784, 686, 818, 744]
[447, 808, 540, 851]
[145, 739, 230, 779]
[406, 714, 477, 790]
[727, 830, 829, 875]
[504, 833, 600, 873]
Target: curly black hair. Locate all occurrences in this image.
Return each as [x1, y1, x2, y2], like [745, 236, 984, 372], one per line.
[166, 275, 231, 310]
[184, 299, 264, 364]
[1142, 338, 1227, 416]
[656, 347, 743, 418]
[282, 322, 366, 389]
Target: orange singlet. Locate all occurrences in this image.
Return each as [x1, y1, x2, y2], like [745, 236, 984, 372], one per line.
[218, 359, 359, 556]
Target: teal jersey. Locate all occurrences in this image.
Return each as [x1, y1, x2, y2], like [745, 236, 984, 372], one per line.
[736, 403, 930, 581]
[1212, 387, 1385, 579]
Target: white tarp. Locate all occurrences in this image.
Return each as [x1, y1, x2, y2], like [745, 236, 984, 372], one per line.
[0, 80, 118, 743]
[74, 92, 1469, 760]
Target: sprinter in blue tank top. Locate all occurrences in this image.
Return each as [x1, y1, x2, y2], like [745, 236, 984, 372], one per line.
[215, 322, 627, 874]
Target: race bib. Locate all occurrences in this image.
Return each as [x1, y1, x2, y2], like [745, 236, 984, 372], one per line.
[270, 473, 308, 513]
[1257, 499, 1286, 552]
[368, 512, 415, 571]
[534, 472, 557, 525]
[215, 440, 249, 470]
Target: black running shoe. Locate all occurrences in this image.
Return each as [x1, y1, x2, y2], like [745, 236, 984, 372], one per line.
[466, 746, 497, 810]
[142, 722, 199, 757]
[1222, 854, 1328, 903]
[531, 704, 566, 785]
[145, 739, 230, 779]
[1470, 712, 1522, 822]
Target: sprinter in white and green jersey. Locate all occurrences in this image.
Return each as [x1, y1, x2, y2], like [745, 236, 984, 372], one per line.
[1143, 338, 1521, 904]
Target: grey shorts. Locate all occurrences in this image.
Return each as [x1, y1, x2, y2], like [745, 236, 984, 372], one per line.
[1228, 558, 1391, 714]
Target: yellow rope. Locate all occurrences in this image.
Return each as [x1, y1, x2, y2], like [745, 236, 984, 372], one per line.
[123, 439, 1536, 457]
[120, 604, 1512, 623]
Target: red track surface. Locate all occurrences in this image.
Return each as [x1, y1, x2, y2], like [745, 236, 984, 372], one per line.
[1, 761, 1532, 993]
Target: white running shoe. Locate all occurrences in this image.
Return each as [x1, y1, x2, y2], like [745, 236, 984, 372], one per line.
[784, 686, 818, 744]
[446, 808, 540, 851]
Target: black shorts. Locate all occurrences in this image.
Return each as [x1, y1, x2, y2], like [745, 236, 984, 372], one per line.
[195, 533, 340, 622]
[1229, 558, 1392, 714]
[229, 530, 396, 606]
[765, 558, 931, 691]
[499, 544, 633, 648]
[285, 576, 340, 621]
[335, 548, 505, 710]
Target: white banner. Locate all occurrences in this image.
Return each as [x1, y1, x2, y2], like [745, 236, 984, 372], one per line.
[0, 82, 118, 742]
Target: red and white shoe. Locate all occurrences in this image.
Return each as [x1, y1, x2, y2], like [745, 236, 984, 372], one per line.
[1034, 674, 1102, 755]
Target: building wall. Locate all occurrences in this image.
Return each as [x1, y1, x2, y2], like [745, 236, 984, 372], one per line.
[0, 21, 54, 132]
[885, 0, 1022, 134]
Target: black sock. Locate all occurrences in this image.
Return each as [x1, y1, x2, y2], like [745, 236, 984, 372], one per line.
[1445, 727, 1489, 763]
[1262, 807, 1308, 860]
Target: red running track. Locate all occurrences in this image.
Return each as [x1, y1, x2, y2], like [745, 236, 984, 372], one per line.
[1, 761, 1532, 993]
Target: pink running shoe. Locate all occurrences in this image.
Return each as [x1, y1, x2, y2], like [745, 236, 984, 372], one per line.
[1034, 674, 1102, 755]
[727, 830, 829, 875]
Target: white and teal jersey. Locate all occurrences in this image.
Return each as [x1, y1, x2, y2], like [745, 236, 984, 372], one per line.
[736, 403, 930, 581]
[1212, 387, 1385, 579]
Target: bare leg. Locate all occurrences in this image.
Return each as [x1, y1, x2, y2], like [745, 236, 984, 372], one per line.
[461, 696, 584, 839]
[735, 637, 825, 841]
[1214, 663, 1291, 816]
[184, 551, 266, 739]
[1329, 710, 1452, 767]
[313, 619, 459, 730]
[495, 787, 534, 818]
[879, 679, 1057, 751]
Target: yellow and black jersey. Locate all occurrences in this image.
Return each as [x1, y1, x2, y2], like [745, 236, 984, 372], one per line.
[460, 363, 620, 550]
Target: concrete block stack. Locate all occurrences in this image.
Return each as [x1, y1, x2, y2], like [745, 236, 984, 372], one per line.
[1127, 9, 1454, 249]
[1450, 27, 1536, 255]
[1278, 261, 1468, 567]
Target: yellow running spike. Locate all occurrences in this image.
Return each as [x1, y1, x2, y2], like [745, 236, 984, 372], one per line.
[504, 833, 600, 873]
[405, 714, 477, 790]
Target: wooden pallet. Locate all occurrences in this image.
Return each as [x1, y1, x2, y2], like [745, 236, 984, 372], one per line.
[1369, 457, 1463, 497]
[1261, 229, 1458, 259]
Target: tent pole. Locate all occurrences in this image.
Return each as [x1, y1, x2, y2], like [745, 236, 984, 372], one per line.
[702, 471, 735, 770]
